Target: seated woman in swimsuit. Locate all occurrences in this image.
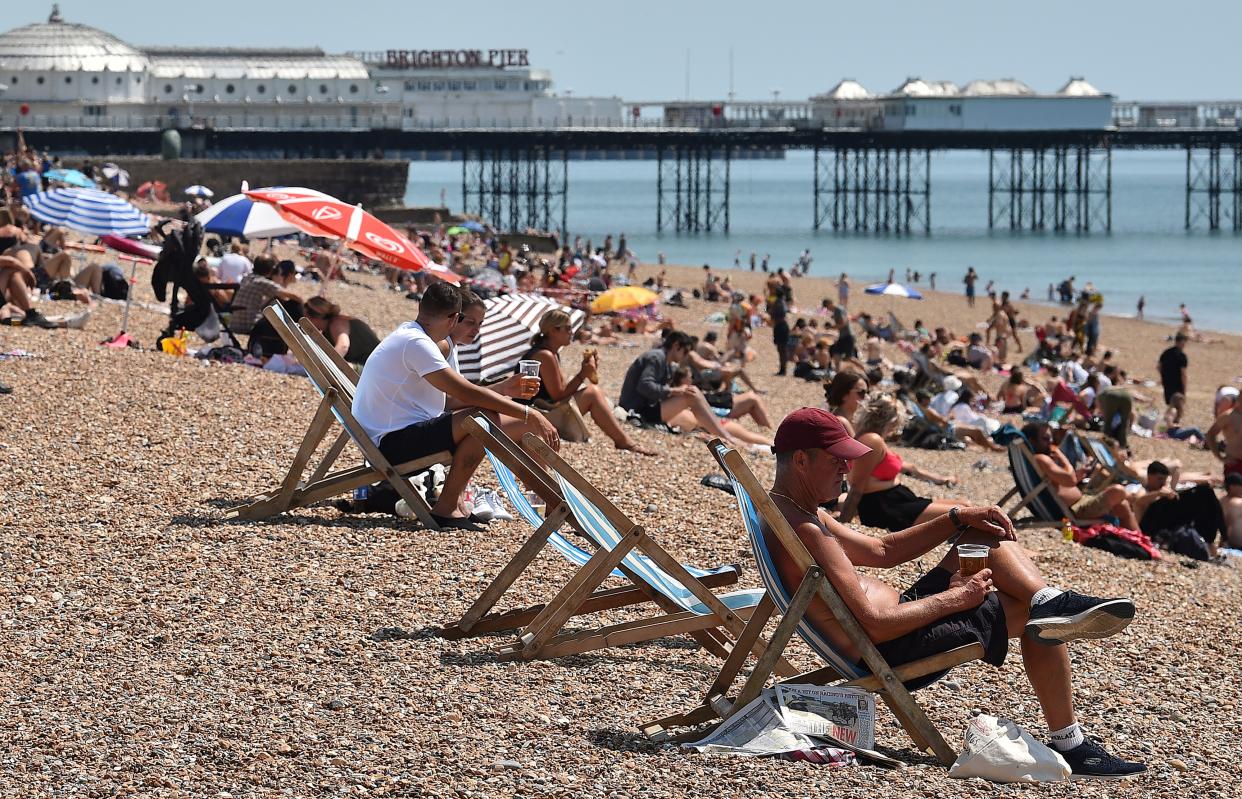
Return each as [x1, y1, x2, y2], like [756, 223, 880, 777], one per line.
[837, 394, 969, 531]
[523, 309, 656, 455]
[999, 368, 1047, 414]
[302, 295, 381, 368]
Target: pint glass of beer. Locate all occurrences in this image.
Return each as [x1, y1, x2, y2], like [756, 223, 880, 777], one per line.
[517, 359, 541, 398]
[956, 544, 990, 578]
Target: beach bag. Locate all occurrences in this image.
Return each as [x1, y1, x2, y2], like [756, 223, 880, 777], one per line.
[901, 417, 952, 450]
[1149, 523, 1211, 562]
[949, 715, 1070, 784]
[101, 267, 130, 300]
[534, 398, 590, 443]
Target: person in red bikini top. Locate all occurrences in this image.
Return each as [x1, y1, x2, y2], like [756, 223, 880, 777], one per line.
[836, 394, 968, 533]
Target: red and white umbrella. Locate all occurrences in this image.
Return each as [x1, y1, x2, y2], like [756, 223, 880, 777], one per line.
[245, 188, 438, 275]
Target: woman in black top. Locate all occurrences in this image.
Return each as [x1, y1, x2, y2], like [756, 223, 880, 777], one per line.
[303, 295, 381, 367]
[523, 309, 655, 455]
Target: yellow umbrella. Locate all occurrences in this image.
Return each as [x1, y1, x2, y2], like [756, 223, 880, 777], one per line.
[590, 285, 660, 314]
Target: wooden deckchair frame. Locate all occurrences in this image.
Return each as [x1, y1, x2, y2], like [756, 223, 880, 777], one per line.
[641, 440, 984, 765]
[225, 304, 450, 530]
[440, 414, 742, 642]
[441, 416, 792, 671]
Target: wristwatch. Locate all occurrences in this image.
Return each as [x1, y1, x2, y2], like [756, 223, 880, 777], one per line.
[949, 506, 970, 534]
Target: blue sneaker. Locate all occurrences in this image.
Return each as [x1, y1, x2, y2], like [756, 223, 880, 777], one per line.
[1025, 590, 1134, 645]
[1059, 737, 1146, 780]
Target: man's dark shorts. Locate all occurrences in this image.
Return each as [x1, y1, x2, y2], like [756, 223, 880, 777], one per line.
[859, 567, 1009, 690]
[621, 402, 663, 426]
[377, 413, 456, 464]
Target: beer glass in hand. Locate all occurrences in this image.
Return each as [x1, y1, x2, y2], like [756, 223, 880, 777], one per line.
[518, 359, 542, 400]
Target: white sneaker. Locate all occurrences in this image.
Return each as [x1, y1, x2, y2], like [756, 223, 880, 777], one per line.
[470, 493, 494, 522]
[63, 309, 92, 330]
[483, 490, 514, 522]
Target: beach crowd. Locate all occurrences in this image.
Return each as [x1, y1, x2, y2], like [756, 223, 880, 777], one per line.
[7, 134, 1242, 781]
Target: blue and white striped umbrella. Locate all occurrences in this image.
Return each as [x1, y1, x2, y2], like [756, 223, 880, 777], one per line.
[864, 282, 923, 299]
[194, 190, 301, 238]
[23, 188, 151, 236]
[184, 184, 214, 198]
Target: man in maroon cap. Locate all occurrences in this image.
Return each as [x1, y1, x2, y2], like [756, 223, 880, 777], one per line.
[762, 407, 1144, 779]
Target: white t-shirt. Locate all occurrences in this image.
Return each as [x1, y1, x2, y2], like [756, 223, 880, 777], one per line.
[352, 321, 450, 444]
[217, 252, 253, 283]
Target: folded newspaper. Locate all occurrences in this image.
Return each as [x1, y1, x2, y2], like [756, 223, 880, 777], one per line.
[683, 686, 899, 768]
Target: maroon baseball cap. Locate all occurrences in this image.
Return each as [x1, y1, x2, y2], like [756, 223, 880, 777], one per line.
[772, 407, 873, 459]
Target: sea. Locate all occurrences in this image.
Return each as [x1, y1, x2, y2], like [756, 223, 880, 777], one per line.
[405, 149, 1240, 333]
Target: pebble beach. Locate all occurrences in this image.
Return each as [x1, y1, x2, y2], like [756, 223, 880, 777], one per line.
[2, 253, 1240, 797]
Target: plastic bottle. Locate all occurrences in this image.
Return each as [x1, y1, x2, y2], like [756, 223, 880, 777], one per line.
[1061, 517, 1074, 543]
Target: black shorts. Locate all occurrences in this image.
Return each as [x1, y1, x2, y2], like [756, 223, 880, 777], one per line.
[862, 567, 1009, 690]
[377, 413, 456, 464]
[829, 334, 857, 359]
[634, 402, 663, 425]
[857, 484, 933, 532]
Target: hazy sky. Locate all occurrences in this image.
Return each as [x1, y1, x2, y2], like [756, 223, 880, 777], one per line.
[34, 1, 1242, 101]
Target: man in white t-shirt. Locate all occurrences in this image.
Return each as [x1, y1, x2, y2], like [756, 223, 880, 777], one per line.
[216, 243, 253, 284]
[352, 282, 558, 529]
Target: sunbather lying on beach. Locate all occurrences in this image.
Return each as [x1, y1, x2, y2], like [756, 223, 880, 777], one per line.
[763, 407, 1145, 779]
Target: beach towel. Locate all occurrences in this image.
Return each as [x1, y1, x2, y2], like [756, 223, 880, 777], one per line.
[1073, 523, 1161, 561]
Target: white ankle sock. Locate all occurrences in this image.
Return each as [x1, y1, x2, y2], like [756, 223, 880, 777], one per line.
[1049, 721, 1084, 751]
[1030, 587, 1064, 608]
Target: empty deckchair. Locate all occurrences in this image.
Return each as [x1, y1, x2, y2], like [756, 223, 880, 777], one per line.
[439, 413, 743, 640]
[226, 303, 450, 530]
[448, 419, 786, 666]
[642, 440, 984, 765]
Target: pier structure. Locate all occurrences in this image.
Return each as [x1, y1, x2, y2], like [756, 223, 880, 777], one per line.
[1186, 144, 1240, 231]
[813, 146, 930, 234]
[12, 126, 1242, 236]
[655, 144, 731, 233]
[459, 146, 568, 235]
[986, 145, 1112, 232]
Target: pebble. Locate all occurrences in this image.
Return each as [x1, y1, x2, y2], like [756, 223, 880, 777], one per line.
[1170, 759, 1189, 771]
[493, 760, 522, 771]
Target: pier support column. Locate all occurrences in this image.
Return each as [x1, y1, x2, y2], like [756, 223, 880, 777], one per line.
[460, 146, 568, 237]
[656, 144, 731, 233]
[989, 145, 1110, 233]
[814, 147, 929, 234]
[1186, 144, 1240, 231]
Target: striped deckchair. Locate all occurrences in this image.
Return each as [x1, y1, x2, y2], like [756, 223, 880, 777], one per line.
[225, 303, 449, 529]
[442, 415, 787, 667]
[439, 414, 744, 641]
[642, 439, 984, 765]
